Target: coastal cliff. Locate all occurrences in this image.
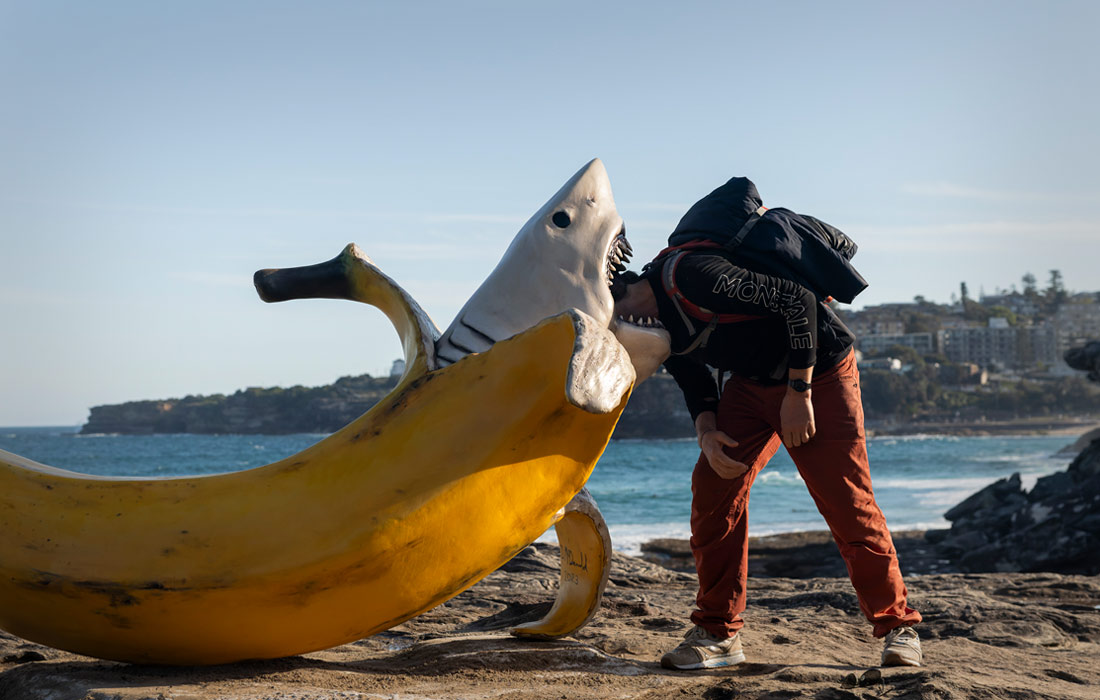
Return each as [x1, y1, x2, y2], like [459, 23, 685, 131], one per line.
[83, 374, 402, 436]
[81, 372, 696, 439]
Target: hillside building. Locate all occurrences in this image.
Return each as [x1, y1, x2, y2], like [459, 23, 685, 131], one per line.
[1052, 295, 1100, 358]
[942, 322, 1018, 369]
[857, 332, 941, 356]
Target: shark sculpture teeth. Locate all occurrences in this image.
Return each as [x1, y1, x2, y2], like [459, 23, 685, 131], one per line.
[605, 232, 633, 282]
[619, 314, 665, 329]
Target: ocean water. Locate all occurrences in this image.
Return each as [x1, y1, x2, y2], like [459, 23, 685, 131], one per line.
[0, 427, 1076, 555]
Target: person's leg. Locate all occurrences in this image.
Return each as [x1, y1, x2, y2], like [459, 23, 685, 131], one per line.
[786, 351, 921, 637]
[689, 375, 782, 638]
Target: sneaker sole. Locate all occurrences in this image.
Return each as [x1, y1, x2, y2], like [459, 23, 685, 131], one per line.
[661, 650, 746, 670]
[882, 652, 922, 667]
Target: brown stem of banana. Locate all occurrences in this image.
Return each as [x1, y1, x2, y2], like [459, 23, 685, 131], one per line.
[254, 251, 355, 303]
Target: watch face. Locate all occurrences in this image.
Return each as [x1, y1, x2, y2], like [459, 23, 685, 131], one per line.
[789, 379, 811, 392]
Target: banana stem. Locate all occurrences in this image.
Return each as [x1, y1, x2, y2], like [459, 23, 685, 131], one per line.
[253, 253, 352, 303]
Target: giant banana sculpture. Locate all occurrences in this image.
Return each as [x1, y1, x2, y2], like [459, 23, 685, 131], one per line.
[0, 159, 672, 665]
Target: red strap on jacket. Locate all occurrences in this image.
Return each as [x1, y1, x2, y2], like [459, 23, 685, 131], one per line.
[659, 248, 765, 325]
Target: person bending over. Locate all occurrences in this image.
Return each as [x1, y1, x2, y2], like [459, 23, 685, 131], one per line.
[611, 177, 922, 670]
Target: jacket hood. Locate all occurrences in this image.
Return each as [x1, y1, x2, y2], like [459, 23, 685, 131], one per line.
[669, 176, 762, 245]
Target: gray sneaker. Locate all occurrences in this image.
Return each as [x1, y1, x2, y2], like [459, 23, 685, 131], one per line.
[881, 626, 922, 667]
[661, 625, 745, 670]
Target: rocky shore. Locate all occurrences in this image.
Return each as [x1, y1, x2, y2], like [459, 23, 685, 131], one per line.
[927, 431, 1100, 575]
[2, 544, 1097, 700]
[3, 437, 1099, 699]
[640, 529, 955, 579]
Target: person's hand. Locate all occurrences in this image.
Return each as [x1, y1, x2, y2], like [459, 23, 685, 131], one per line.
[699, 429, 750, 479]
[780, 391, 816, 448]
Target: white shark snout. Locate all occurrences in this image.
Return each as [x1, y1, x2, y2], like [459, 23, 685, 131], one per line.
[436, 158, 672, 392]
[437, 159, 625, 362]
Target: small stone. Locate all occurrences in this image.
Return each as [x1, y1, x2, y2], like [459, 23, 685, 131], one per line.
[2, 650, 46, 663]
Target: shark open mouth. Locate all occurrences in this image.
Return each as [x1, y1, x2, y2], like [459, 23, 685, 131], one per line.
[605, 229, 666, 333]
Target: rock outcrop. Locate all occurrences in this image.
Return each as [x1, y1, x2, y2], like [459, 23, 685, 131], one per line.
[3, 545, 1099, 700]
[641, 529, 956, 578]
[612, 372, 695, 438]
[82, 375, 402, 435]
[926, 372, 1100, 574]
[1065, 340, 1100, 382]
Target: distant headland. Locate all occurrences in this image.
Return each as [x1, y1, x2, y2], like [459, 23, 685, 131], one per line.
[79, 372, 697, 439]
[80, 368, 1098, 439]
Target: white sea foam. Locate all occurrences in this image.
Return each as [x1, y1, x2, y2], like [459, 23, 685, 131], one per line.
[755, 470, 803, 485]
[875, 469, 1062, 495]
[873, 476, 994, 491]
[536, 521, 692, 556]
[1020, 473, 1050, 491]
[915, 490, 984, 508]
[960, 451, 1054, 464]
[870, 434, 961, 445]
[609, 523, 693, 555]
[887, 518, 951, 531]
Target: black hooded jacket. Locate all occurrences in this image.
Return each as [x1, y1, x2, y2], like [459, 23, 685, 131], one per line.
[653, 177, 860, 420]
[669, 176, 867, 304]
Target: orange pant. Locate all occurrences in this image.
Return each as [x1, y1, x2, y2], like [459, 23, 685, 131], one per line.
[689, 350, 921, 638]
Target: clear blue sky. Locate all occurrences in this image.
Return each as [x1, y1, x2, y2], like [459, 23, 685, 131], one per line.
[2, 1, 1098, 426]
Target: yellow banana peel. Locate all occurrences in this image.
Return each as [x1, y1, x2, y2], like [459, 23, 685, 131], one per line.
[0, 244, 632, 665]
[511, 488, 612, 639]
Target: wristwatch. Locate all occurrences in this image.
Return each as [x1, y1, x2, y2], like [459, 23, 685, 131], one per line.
[788, 378, 812, 392]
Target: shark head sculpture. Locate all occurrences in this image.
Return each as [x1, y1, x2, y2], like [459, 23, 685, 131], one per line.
[436, 158, 671, 381]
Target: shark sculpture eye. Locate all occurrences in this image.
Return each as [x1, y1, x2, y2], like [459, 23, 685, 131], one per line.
[552, 211, 571, 228]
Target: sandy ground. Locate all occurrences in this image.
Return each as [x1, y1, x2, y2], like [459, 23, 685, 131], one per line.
[2, 543, 1098, 700]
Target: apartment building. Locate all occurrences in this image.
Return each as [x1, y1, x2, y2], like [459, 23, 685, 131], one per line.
[1052, 295, 1100, 356]
[857, 332, 940, 356]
